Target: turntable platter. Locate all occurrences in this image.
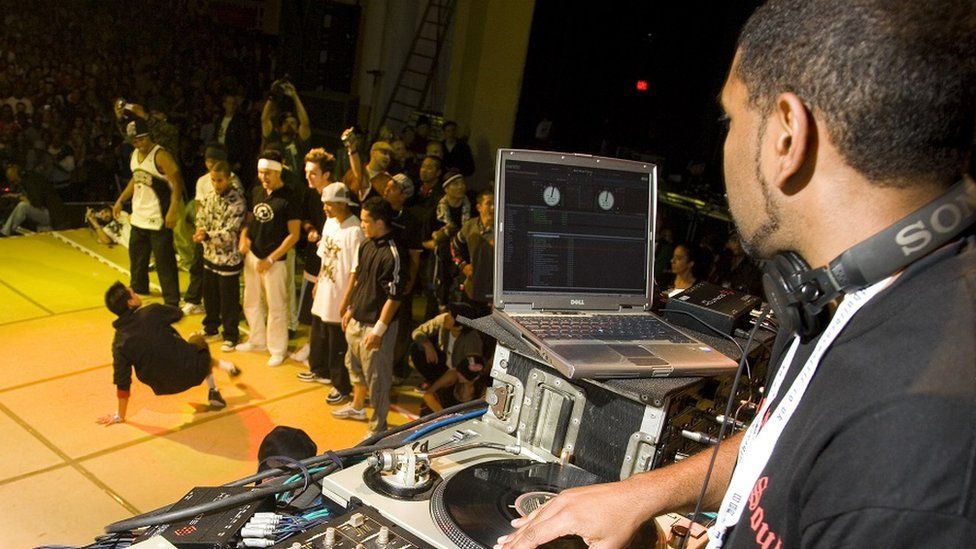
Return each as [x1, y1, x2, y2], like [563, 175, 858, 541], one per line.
[430, 459, 600, 549]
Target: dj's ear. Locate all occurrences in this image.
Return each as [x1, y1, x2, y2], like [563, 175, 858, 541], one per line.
[770, 92, 811, 189]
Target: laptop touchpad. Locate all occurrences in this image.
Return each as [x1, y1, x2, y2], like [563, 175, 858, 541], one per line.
[607, 344, 654, 358]
[553, 344, 623, 362]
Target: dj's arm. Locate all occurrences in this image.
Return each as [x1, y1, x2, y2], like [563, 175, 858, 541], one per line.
[497, 431, 744, 549]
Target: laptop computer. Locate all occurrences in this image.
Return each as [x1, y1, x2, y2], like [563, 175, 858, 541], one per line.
[492, 149, 737, 379]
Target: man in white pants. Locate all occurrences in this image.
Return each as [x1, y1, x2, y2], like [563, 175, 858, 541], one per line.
[237, 150, 300, 366]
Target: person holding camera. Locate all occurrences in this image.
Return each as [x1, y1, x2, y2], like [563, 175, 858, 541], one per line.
[112, 119, 184, 307]
[341, 128, 393, 207]
[260, 79, 311, 193]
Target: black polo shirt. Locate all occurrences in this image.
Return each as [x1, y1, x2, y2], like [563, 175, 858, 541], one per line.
[248, 184, 300, 260]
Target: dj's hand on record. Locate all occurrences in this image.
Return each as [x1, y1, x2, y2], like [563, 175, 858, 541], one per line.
[494, 479, 654, 549]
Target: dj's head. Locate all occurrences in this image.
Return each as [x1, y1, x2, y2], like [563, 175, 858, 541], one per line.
[721, 0, 976, 261]
[735, 0, 974, 188]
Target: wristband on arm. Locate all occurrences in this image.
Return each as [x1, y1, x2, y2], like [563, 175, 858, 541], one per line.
[371, 320, 388, 337]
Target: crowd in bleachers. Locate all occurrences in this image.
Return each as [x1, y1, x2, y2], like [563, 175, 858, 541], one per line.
[0, 0, 270, 219]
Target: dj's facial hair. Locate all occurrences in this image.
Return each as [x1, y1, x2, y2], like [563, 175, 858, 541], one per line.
[737, 123, 781, 259]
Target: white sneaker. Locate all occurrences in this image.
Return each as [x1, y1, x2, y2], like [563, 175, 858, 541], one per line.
[181, 302, 205, 315]
[331, 404, 367, 421]
[289, 343, 310, 362]
[267, 354, 286, 367]
[220, 340, 236, 352]
[236, 341, 267, 353]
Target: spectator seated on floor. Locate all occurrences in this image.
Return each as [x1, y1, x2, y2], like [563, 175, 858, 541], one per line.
[1, 162, 64, 235]
[408, 302, 483, 388]
[86, 206, 131, 248]
[420, 353, 488, 415]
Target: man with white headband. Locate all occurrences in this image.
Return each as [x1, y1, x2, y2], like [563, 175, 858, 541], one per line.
[236, 150, 301, 366]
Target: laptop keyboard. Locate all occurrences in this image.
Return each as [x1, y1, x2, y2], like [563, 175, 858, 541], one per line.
[516, 314, 695, 343]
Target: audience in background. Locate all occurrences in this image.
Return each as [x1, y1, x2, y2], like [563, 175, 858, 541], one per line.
[0, 1, 269, 203]
[441, 120, 475, 177]
[409, 302, 483, 389]
[451, 188, 494, 317]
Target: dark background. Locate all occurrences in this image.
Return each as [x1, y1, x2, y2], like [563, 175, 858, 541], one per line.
[513, 0, 762, 196]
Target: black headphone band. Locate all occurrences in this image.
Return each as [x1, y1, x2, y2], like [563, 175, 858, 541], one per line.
[765, 177, 976, 339]
[800, 178, 975, 314]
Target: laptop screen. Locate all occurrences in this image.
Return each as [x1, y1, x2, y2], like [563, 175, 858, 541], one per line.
[494, 150, 657, 311]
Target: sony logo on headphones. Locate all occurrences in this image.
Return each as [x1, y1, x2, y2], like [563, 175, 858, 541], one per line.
[895, 196, 973, 256]
[570, 299, 585, 306]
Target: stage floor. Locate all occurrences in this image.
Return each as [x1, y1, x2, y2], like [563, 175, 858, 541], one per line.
[0, 229, 422, 548]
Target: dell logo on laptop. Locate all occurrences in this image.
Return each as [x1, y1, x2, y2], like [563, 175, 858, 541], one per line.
[570, 299, 585, 306]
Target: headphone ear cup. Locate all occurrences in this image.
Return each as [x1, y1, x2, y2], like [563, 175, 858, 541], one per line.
[762, 252, 828, 340]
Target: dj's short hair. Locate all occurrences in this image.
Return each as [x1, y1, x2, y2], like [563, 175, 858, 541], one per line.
[736, 0, 976, 187]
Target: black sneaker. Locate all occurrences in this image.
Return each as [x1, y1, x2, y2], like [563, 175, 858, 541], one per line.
[208, 389, 227, 409]
[326, 388, 349, 405]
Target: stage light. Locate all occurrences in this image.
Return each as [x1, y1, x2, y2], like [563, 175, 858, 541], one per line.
[636, 79, 649, 92]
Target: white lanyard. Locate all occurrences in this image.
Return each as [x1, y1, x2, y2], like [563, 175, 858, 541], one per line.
[707, 277, 893, 548]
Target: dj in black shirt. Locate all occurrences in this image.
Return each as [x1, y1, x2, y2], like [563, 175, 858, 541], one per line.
[721, 234, 976, 548]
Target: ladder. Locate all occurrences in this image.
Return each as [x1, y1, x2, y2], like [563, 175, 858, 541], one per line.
[377, 0, 458, 132]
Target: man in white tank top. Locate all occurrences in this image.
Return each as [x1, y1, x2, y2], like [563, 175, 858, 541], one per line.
[112, 119, 184, 306]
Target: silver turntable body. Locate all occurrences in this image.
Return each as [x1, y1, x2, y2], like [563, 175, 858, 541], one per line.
[321, 416, 552, 548]
[315, 343, 720, 548]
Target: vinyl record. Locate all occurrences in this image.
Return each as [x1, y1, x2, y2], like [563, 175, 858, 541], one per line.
[431, 459, 600, 549]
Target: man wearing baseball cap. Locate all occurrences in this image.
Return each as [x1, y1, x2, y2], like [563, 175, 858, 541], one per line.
[304, 182, 364, 405]
[112, 118, 184, 307]
[383, 172, 425, 380]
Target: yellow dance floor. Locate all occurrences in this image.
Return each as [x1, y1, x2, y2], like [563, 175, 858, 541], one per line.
[0, 229, 421, 548]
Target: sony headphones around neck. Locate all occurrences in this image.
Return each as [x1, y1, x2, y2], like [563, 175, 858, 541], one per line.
[762, 177, 976, 341]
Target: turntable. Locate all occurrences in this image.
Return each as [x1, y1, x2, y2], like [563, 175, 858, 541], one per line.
[431, 459, 599, 549]
[321, 417, 598, 549]
[321, 416, 579, 548]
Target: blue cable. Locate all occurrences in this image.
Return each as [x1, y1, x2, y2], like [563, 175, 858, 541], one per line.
[404, 409, 487, 442]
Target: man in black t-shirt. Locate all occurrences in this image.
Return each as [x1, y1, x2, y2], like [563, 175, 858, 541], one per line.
[237, 150, 301, 367]
[384, 173, 425, 379]
[499, 1, 976, 548]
